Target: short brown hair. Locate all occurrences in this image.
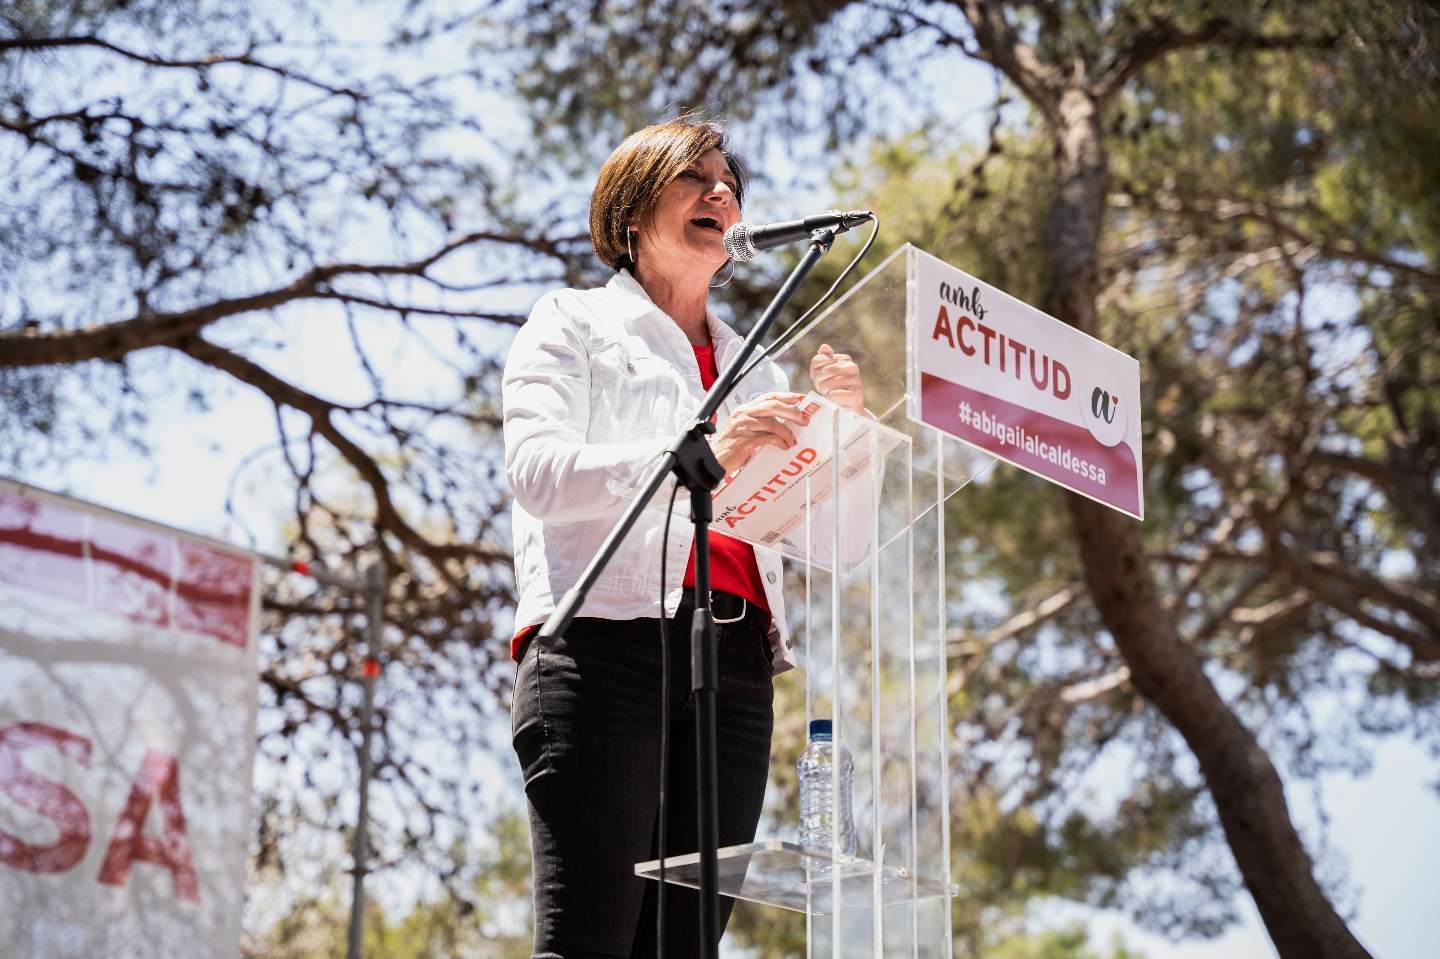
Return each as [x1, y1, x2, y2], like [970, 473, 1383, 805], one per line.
[589, 119, 748, 270]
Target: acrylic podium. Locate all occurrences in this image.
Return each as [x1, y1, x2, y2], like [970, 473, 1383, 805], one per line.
[636, 245, 996, 957]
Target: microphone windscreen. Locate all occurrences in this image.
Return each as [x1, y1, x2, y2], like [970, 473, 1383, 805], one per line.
[723, 222, 757, 263]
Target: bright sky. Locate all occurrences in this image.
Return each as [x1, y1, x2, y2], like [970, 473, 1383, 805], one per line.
[7, 10, 1437, 958]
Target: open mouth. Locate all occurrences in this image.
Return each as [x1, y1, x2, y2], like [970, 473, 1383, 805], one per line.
[690, 216, 724, 234]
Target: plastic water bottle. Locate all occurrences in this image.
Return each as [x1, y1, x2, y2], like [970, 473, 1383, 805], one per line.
[797, 718, 856, 856]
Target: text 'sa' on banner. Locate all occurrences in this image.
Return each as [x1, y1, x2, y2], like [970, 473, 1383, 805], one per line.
[0, 482, 260, 959]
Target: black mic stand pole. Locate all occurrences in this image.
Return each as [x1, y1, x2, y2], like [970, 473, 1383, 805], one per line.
[538, 227, 841, 959]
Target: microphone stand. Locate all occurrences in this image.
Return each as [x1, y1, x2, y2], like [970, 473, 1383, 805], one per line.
[538, 227, 841, 958]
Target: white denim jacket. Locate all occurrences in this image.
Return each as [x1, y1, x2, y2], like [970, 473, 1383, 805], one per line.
[503, 269, 796, 673]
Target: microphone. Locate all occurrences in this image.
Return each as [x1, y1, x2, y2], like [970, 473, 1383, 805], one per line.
[723, 210, 874, 262]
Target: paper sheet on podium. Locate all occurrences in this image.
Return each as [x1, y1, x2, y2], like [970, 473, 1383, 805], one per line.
[710, 392, 902, 566]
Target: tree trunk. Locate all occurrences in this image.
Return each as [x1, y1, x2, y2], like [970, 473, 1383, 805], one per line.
[1041, 88, 1373, 959]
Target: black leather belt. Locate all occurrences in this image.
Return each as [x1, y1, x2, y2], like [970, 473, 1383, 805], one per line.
[679, 587, 768, 630]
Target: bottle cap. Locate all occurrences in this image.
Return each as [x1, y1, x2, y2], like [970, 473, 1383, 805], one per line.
[809, 719, 833, 741]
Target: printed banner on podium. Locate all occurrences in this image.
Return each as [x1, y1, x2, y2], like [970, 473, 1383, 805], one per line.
[0, 482, 259, 959]
[710, 392, 902, 565]
[909, 248, 1144, 519]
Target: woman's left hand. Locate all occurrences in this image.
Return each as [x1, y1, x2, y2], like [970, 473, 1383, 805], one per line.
[810, 343, 865, 413]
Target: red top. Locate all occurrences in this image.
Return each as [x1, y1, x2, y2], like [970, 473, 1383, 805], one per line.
[510, 343, 768, 661]
[681, 344, 769, 613]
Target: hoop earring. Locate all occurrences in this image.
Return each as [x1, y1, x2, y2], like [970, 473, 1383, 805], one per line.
[709, 259, 735, 289]
[626, 230, 635, 266]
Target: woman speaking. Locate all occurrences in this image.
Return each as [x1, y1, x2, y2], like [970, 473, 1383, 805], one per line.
[504, 118, 863, 957]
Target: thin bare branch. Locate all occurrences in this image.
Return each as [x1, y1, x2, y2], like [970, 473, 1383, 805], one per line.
[174, 334, 506, 571]
[0, 231, 557, 368]
[0, 34, 364, 99]
[949, 584, 1082, 659]
[1058, 665, 1131, 704]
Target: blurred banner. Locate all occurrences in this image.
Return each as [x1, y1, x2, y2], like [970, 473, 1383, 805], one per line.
[0, 480, 258, 959]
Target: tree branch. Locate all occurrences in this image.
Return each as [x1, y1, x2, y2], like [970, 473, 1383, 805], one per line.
[949, 583, 1082, 657]
[1058, 665, 1131, 704]
[0, 231, 554, 368]
[0, 34, 363, 99]
[175, 334, 506, 573]
[318, 292, 525, 325]
[1096, 17, 1343, 100]
[1206, 196, 1440, 286]
[956, 0, 1064, 113]
[1117, 188, 1439, 285]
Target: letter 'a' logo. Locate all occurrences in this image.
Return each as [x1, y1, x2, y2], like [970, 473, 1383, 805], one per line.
[1091, 387, 1116, 424]
[1079, 384, 1126, 447]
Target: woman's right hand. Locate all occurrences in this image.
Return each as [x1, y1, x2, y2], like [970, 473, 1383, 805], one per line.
[709, 392, 811, 473]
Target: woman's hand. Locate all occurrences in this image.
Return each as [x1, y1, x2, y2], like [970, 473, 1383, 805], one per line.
[810, 343, 865, 413]
[710, 392, 811, 472]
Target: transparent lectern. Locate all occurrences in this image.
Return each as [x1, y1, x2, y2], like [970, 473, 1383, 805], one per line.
[637, 245, 997, 957]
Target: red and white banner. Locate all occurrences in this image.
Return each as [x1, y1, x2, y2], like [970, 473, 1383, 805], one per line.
[710, 392, 903, 566]
[909, 248, 1144, 519]
[0, 481, 259, 959]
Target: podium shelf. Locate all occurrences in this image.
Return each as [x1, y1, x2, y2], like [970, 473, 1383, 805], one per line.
[634, 839, 957, 916]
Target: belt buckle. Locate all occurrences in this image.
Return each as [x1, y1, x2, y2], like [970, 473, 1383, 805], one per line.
[711, 591, 747, 625]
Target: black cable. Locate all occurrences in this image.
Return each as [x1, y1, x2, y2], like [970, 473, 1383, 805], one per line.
[656, 478, 681, 959]
[735, 215, 881, 386]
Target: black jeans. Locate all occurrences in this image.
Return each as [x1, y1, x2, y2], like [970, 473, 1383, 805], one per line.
[511, 607, 775, 958]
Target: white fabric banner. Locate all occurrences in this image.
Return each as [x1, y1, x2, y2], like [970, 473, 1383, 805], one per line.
[0, 483, 259, 959]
